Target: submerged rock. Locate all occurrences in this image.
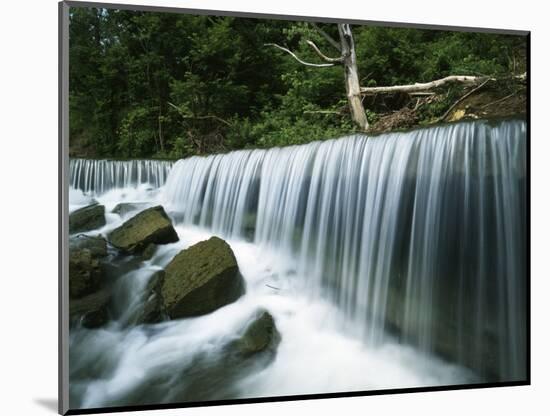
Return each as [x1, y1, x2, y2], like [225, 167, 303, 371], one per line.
[69, 204, 106, 234]
[130, 308, 280, 405]
[112, 202, 151, 217]
[161, 237, 245, 319]
[231, 309, 281, 356]
[108, 206, 179, 254]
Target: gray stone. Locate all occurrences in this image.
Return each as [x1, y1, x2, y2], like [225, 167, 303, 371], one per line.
[69, 204, 106, 234]
[108, 206, 179, 254]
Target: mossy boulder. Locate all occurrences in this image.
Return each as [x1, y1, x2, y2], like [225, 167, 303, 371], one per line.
[69, 235, 110, 326]
[69, 204, 106, 234]
[69, 247, 104, 299]
[161, 237, 245, 319]
[232, 309, 281, 356]
[108, 206, 179, 254]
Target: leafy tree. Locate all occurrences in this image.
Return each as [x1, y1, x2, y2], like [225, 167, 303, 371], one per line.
[68, 7, 526, 159]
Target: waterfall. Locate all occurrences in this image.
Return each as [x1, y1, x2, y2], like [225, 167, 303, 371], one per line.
[162, 119, 526, 381]
[69, 159, 174, 195]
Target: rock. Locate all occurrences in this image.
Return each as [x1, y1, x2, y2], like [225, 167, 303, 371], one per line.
[69, 287, 111, 328]
[81, 307, 109, 329]
[167, 309, 280, 403]
[136, 271, 166, 324]
[161, 237, 245, 319]
[141, 243, 157, 261]
[69, 235, 108, 258]
[108, 206, 179, 254]
[69, 247, 103, 299]
[112, 202, 151, 217]
[69, 235, 110, 325]
[232, 309, 281, 356]
[69, 204, 106, 234]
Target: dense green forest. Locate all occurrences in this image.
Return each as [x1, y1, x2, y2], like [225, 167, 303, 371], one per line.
[69, 7, 526, 159]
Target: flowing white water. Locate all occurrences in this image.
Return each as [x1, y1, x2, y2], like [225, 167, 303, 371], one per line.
[70, 158, 174, 195]
[69, 119, 526, 408]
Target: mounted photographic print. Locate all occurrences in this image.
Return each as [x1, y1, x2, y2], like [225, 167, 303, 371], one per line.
[59, 1, 529, 414]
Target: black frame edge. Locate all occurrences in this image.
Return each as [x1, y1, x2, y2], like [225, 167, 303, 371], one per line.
[65, 380, 529, 415]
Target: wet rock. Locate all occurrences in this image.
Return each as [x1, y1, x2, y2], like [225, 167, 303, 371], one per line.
[136, 271, 166, 325]
[81, 307, 109, 329]
[108, 206, 179, 254]
[141, 243, 157, 261]
[69, 235, 111, 326]
[112, 202, 151, 217]
[69, 235, 108, 258]
[69, 247, 103, 299]
[171, 309, 280, 402]
[94, 307, 280, 405]
[231, 309, 281, 356]
[161, 237, 245, 319]
[69, 288, 111, 328]
[69, 204, 106, 234]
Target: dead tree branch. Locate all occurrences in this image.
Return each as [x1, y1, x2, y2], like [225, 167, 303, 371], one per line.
[264, 43, 336, 67]
[437, 78, 491, 122]
[361, 75, 492, 95]
[480, 91, 519, 109]
[304, 110, 343, 115]
[305, 40, 344, 63]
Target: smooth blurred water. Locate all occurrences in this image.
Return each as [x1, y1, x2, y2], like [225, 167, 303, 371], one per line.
[70, 159, 174, 196]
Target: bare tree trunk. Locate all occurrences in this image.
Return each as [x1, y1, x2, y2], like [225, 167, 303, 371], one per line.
[266, 24, 367, 131]
[338, 24, 369, 131]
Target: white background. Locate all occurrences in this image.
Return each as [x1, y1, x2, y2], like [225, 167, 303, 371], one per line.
[1, 0, 547, 414]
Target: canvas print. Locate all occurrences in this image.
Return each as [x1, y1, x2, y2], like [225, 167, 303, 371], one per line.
[63, 2, 528, 413]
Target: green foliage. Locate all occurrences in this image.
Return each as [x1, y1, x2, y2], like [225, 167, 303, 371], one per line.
[355, 28, 526, 86]
[117, 107, 156, 157]
[69, 7, 526, 158]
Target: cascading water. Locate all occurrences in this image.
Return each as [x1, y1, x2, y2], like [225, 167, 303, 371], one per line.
[161, 119, 526, 380]
[70, 158, 174, 195]
[69, 118, 526, 408]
